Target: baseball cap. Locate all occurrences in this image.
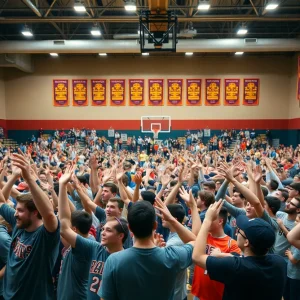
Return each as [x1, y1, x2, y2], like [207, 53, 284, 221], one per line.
[288, 182, 300, 192]
[236, 215, 275, 250]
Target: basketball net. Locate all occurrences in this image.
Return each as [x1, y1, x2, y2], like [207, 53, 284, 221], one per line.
[152, 128, 160, 139]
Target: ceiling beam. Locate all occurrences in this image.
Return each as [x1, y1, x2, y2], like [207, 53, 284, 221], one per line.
[23, 0, 43, 17]
[1, 15, 300, 23]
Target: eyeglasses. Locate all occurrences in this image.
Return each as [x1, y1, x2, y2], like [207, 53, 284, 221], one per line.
[237, 228, 247, 239]
[114, 217, 127, 234]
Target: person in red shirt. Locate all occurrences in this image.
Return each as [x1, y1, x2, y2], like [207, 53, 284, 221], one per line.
[192, 208, 241, 300]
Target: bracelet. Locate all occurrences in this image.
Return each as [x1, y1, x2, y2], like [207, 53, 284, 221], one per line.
[36, 180, 41, 186]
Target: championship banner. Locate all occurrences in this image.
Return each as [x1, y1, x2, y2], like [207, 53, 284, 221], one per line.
[110, 79, 125, 106]
[72, 79, 88, 106]
[53, 79, 69, 107]
[148, 79, 164, 106]
[129, 79, 144, 106]
[205, 79, 221, 106]
[186, 79, 201, 106]
[224, 79, 240, 106]
[167, 79, 183, 106]
[243, 79, 259, 106]
[91, 79, 106, 106]
[297, 56, 300, 101]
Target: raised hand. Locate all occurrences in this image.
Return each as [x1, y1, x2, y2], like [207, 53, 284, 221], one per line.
[89, 155, 98, 170]
[179, 186, 189, 203]
[154, 232, 166, 248]
[116, 168, 125, 182]
[161, 174, 171, 187]
[11, 153, 32, 182]
[154, 197, 174, 222]
[205, 200, 224, 223]
[253, 165, 263, 184]
[59, 163, 75, 185]
[102, 168, 113, 184]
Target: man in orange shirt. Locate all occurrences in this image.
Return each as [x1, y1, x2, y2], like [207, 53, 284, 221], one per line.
[192, 208, 241, 300]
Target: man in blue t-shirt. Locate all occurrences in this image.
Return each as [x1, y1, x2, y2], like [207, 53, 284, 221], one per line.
[0, 153, 60, 300]
[58, 166, 129, 300]
[193, 201, 286, 300]
[99, 199, 195, 300]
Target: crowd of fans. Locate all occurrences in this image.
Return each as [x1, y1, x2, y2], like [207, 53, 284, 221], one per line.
[0, 127, 299, 300]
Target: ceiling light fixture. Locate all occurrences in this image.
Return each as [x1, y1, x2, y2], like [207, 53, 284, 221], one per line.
[185, 52, 193, 56]
[99, 53, 107, 56]
[74, 1, 86, 12]
[50, 53, 59, 57]
[124, 1, 137, 11]
[235, 52, 244, 55]
[142, 53, 149, 56]
[197, 1, 210, 10]
[21, 26, 33, 37]
[237, 27, 248, 35]
[265, 1, 279, 10]
[91, 26, 101, 36]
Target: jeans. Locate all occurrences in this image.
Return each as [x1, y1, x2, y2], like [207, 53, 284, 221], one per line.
[283, 277, 300, 300]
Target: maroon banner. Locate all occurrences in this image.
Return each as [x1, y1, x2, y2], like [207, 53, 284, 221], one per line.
[167, 79, 183, 106]
[110, 79, 125, 106]
[186, 79, 201, 106]
[129, 79, 145, 106]
[148, 79, 164, 106]
[91, 79, 106, 106]
[205, 79, 221, 106]
[243, 78, 259, 106]
[72, 79, 88, 106]
[53, 79, 69, 107]
[224, 79, 240, 106]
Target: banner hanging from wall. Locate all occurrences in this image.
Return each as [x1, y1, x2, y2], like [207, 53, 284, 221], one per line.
[167, 79, 183, 106]
[186, 79, 201, 106]
[148, 79, 164, 106]
[72, 79, 88, 106]
[224, 79, 240, 106]
[129, 79, 145, 106]
[91, 79, 107, 106]
[297, 56, 300, 101]
[205, 79, 221, 106]
[243, 78, 259, 106]
[53, 79, 69, 107]
[110, 79, 126, 106]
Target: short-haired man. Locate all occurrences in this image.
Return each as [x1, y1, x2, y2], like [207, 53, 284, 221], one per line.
[193, 201, 286, 300]
[99, 200, 195, 300]
[192, 207, 241, 300]
[58, 166, 129, 300]
[0, 153, 60, 299]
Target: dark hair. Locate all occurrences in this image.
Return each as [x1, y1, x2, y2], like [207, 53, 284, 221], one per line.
[261, 186, 269, 197]
[16, 193, 42, 219]
[170, 180, 178, 187]
[218, 207, 228, 228]
[233, 188, 245, 199]
[203, 181, 216, 190]
[128, 201, 155, 239]
[249, 245, 269, 256]
[121, 174, 129, 187]
[141, 191, 156, 205]
[167, 204, 185, 224]
[294, 197, 300, 208]
[278, 189, 289, 202]
[77, 175, 88, 185]
[113, 218, 129, 243]
[108, 197, 124, 210]
[103, 182, 118, 194]
[269, 179, 279, 191]
[198, 191, 215, 208]
[71, 210, 92, 234]
[265, 196, 281, 215]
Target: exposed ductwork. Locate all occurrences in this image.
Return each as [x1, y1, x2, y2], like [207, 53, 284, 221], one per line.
[0, 39, 300, 54]
[0, 54, 34, 73]
[23, 0, 42, 17]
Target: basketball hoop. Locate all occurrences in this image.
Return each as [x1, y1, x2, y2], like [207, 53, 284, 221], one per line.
[151, 123, 161, 140]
